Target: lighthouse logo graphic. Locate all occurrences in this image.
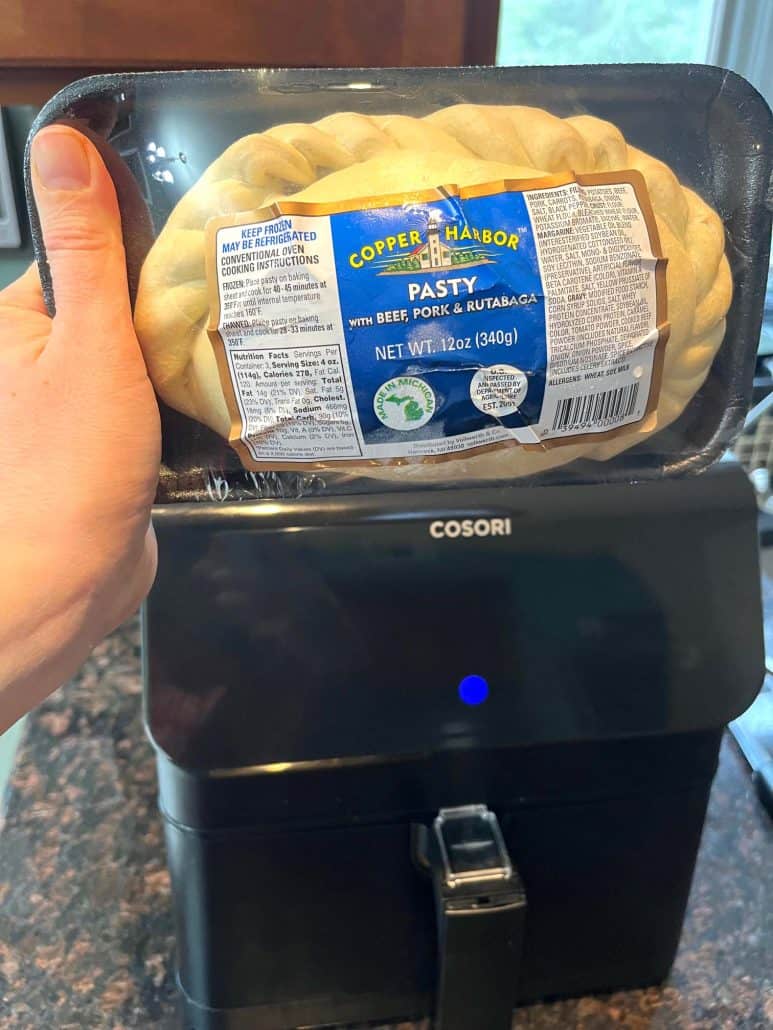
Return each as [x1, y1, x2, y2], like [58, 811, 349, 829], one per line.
[419, 214, 454, 270]
[376, 211, 494, 276]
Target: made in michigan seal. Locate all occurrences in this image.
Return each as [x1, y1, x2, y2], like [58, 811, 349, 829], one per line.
[374, 376, 436, 431]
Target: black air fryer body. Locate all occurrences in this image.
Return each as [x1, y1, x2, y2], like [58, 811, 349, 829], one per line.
[144, 464, 764, 1029]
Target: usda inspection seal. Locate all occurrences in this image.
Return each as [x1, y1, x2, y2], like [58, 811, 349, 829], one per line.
[470, 364, 528, 417]
[374, 376, 436, 431]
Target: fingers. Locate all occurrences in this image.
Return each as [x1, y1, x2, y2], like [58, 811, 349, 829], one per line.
[30, 126, 133, 342]
[0, 263, 47, 316]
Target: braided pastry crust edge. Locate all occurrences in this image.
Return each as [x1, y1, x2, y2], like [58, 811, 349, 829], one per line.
[134, 104, 731, 481]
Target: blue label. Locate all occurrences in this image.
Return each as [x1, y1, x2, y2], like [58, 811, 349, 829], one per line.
[328, 189, 545, 450]
[211, 175, 662, 467]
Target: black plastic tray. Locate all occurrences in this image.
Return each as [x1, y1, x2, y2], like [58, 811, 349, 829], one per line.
[26, 65, 773, 502]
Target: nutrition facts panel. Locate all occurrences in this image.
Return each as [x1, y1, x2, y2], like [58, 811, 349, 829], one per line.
[225, 344, 362, 461]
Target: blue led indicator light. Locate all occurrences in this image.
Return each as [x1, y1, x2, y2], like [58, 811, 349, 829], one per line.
[458, 675, 489, 706]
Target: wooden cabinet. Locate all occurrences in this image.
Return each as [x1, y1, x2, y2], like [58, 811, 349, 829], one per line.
[0, 0, 500, 104]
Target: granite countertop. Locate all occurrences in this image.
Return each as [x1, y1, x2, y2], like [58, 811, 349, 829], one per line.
[0, 618, 771, 1029]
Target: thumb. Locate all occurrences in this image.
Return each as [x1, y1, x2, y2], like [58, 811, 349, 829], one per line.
[30, 125, 132, 335]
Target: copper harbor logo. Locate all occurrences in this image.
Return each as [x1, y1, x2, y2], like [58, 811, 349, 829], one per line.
[347, 213, 520, 273]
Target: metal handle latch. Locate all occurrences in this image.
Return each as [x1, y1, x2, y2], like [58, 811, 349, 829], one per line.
[413, 804, 527, 1030]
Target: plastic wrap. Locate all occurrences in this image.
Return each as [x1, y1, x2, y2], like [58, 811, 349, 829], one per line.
[26, 65, 773, 502]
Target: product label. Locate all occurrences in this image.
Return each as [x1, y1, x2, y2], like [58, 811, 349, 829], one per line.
[206, 171, 667, 469]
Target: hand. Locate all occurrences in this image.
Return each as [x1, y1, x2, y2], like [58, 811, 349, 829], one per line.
[0, 125, 160, 732]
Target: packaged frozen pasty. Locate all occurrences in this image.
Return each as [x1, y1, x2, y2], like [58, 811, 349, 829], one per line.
[133, 103, 731, 481]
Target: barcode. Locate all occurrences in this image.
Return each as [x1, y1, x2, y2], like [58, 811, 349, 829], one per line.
[552, 382, 640, 432]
